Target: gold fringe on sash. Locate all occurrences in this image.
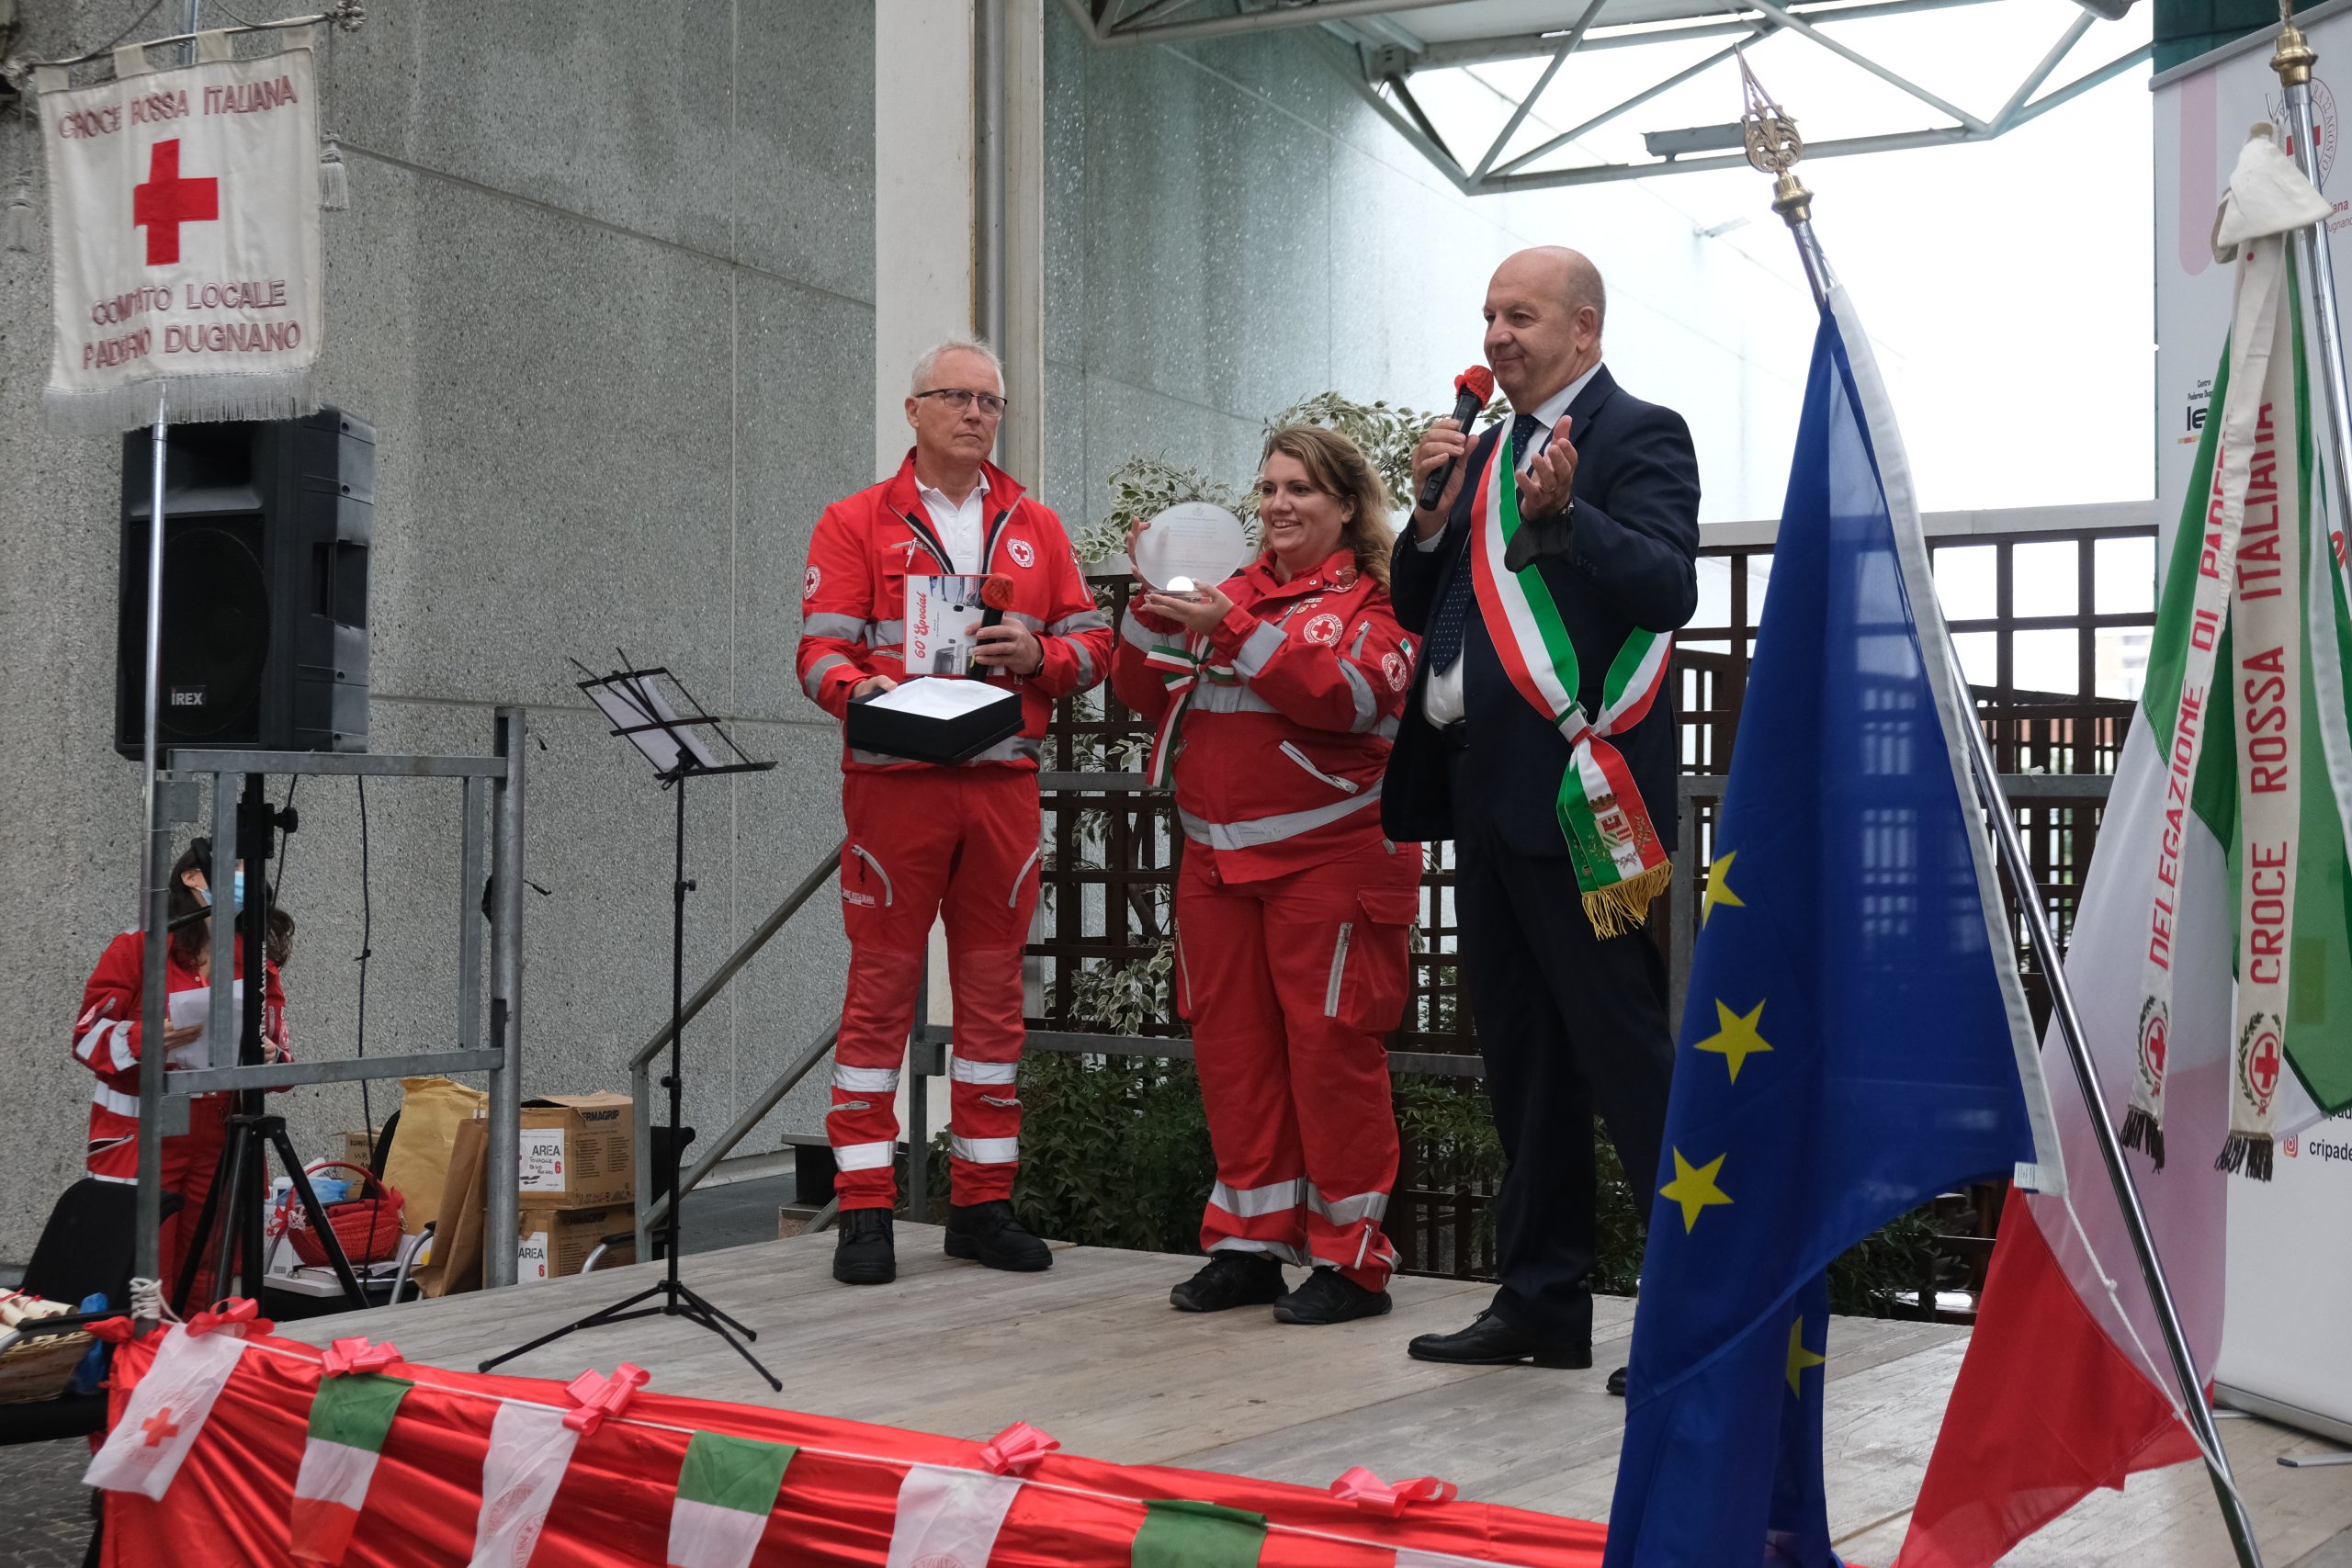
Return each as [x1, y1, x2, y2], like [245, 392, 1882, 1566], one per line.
[1582, 862, 1675, 939]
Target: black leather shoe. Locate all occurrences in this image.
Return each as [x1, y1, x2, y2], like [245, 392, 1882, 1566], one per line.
[832, 1207, 896, 1285]
[1607, 1366, 1628, 1397]
[1273, 1267, 1392, 1325]
[944, 1201, 1054, 1271]
[1407, 1311, 1589, 1368]
[1170, 1250, 1285, 1313]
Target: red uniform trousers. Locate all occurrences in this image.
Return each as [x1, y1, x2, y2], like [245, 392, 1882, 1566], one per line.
[831, 767, 1042, 1211]
[158, 1094, 232, 1310]
[1176, 840, 1420, 1291]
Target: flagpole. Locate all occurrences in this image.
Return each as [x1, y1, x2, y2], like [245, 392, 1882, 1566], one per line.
[1738, 82, 2267, 1568]
[2274, 6, 2352, 615]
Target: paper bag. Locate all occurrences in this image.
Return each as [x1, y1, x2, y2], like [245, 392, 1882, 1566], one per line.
[412, 1116, 487, 1298]
[384, 1076, 489, 1235]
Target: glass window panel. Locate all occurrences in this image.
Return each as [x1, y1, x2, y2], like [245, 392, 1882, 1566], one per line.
[2095, 626, 2152, 700]
[1935, 545, 1997, 622]
[2014, 629, 2081, 695]
[2013, 540, 2078, 619]
[1693, 556, 1734, 631]
[2096, 535, 2156, 614]
[1953, 630, 1998, 689]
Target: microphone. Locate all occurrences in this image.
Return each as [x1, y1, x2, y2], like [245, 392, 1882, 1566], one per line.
[968, 573, 1018, 676]
[1417, 366, 1496, 513]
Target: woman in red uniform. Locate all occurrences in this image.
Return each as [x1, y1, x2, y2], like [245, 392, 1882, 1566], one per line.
[74, 840, 287, 1308]
[1114, 424, 1420, 1325]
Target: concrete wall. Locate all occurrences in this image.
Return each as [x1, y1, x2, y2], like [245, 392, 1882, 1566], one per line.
[1038, 10, 1813, 542]
[0, 0, 874, 1262]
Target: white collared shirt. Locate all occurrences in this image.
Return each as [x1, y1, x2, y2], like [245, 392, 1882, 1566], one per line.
[916, 468, 989, 575]
[1419, 361, 1600, 727]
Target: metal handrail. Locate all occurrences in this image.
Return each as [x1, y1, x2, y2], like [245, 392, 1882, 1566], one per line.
[628, 836, 846, 1072]
[628, 836, 844, 1257]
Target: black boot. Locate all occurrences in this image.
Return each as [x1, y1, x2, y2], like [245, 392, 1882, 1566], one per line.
[831, 1207, 896, 1285]
[1272, 1266, 1392, 1325]
[1169, 1250, 1286, 1313]
[944, 1200, 1053, 1271]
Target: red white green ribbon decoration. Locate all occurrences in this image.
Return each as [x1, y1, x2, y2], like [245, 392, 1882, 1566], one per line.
[1142, 636, 1233, 787]
[1469, 431, 1674, 935]
[288, 1372, 412, 1563]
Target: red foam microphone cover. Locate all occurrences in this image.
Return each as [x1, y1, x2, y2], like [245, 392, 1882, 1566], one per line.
[1455, 365, 1495, 402]
[980, 573, 1017, 612]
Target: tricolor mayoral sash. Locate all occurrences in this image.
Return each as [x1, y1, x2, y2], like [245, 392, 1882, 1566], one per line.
[1470, 432, 1674, 936]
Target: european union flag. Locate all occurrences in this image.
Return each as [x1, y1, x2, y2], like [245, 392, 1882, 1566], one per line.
[1601, 286, 2064, 1567]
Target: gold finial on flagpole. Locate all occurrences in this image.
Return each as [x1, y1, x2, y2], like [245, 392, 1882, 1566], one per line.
[2276, 0, 2316, 85]
[1739, 50, 1811, 230]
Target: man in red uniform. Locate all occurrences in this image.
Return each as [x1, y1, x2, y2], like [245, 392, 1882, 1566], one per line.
[797, 339, 1112, 1285]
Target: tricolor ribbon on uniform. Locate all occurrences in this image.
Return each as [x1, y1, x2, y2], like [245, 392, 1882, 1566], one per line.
[1142, 637, 1236, 787]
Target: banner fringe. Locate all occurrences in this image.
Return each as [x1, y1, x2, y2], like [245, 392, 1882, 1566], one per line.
[2215, 1133, 2274, 1181]
[1581, 862, 1672, 939]
[2119, 1106, 2167, 1171]
[42, 373, 318, 436]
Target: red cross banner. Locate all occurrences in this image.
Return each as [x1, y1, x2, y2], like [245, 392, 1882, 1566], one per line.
[36, 39, 322, 434]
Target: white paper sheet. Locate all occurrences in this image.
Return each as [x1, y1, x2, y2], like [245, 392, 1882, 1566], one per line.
[165, 987, 244, 1071]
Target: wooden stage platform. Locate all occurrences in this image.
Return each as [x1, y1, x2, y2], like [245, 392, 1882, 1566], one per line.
[285, 1225, 2352, 1566]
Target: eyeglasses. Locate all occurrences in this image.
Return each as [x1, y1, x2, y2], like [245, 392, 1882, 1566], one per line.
[914, 388, 1008, 417]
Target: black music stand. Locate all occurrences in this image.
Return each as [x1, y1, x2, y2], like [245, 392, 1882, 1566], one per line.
[479, 658, 780, 1388]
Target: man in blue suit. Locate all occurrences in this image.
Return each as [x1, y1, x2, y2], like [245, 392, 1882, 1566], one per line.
[1386, 247, 1700, 1384]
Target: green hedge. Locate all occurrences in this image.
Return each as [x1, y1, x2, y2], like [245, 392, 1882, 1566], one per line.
[925, 1055, 1958, 1315]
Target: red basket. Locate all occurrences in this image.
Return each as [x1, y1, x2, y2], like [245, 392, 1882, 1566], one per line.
[287, 1160, 406, 1268]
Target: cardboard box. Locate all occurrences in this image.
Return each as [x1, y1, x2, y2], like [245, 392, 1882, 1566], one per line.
[516, 1206, 635, 1283]
[341, 1127, 383, 1170]
[517, 1092, 634, 1210]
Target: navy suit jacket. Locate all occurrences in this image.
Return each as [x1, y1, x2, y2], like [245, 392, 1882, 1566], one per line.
[1383, 365, 1702, 857]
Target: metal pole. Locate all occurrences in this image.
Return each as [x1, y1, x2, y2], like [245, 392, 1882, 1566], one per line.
[2275, 19, 2352, 617]
[484, 707, 526, 1288]
[975, 0, 1008, 355]
[132, 397, 171, 1313]
[1763, 169, 2265, 1568]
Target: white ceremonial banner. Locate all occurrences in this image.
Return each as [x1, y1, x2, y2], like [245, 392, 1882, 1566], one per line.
[2154, 6, 2352, 1441]
[38, 42, 322, 434]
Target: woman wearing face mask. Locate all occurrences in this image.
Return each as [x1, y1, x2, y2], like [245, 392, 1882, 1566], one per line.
[72, 839, 288, 1308]
[1112, 424, 1421, 1325]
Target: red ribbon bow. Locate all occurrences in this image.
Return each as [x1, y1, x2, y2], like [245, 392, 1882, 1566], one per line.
[186, 1299, 272, 1338]
[977, 1421, 1059, 1475]
[86, 1316, 139, 1344]
[562, 1363, 650, 1435]
[321, 1337, 403, 1376]
[1329, 1466, 1457, 1517]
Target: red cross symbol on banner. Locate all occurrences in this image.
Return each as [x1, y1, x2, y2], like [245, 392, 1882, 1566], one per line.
[140, 1406, 181, 1448]
[132, 140, 219, 266]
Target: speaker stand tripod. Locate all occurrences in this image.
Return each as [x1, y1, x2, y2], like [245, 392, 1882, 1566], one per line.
[172, 773, 369, 1314]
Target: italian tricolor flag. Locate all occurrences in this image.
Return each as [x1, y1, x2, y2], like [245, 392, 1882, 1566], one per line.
[665, 1431, 795, 1568]
[1132, 1500, 1268, 1566]
[288, 1373, 412, 1563]
[1897, 127, 2352, 1568]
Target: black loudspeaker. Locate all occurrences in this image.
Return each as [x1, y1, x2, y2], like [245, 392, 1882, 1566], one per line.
[116, 409, 372, 758]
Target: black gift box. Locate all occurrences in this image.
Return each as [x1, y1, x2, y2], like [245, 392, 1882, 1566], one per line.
[845, 680, 1024, 765]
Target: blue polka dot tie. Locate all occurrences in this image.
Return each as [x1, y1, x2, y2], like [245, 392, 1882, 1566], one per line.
[1425, 412, 1542, 676]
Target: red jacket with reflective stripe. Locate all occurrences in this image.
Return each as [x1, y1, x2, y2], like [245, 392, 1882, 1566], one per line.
[797, 452, 1112, 772]
[1110, 548, 1419, 883]
[75, 930, 287, 1179]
